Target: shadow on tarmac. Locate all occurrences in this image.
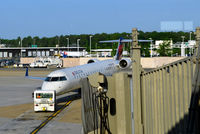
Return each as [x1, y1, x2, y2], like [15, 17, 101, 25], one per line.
[56, 92, 81, 110]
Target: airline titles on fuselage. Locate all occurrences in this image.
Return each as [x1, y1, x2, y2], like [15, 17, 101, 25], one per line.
[106, 63, 115, 70]
[72, 70, 84, 76]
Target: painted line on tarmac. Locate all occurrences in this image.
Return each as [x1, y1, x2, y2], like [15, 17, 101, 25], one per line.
[30, 100, 72, 134]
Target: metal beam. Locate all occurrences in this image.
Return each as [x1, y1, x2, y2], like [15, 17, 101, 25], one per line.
[131, 28, 143, 134]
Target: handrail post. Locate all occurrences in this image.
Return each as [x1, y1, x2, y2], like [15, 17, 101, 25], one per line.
[131, 28, 143, 134]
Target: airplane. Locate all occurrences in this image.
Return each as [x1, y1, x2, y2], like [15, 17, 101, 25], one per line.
[26, 37, 150, 95]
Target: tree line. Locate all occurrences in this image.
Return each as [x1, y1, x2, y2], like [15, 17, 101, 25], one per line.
[0, 31, 194, 56]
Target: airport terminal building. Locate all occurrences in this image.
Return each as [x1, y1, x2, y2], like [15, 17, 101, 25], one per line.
[0, 47, 86, 59]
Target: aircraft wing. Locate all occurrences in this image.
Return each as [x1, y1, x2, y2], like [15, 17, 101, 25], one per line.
[99, 39, 152, 43]
[25, 68, 45, 81]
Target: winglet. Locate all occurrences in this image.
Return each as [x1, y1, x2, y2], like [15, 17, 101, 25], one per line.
[25, 67, 28, 77]
[115, 37, 123, 60]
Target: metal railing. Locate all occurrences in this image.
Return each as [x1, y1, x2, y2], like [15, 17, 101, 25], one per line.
[141, 57, 195, 134]
[138, 27, 200, 134]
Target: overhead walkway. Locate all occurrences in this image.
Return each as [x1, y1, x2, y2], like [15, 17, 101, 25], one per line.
[81, 27, 200, 134]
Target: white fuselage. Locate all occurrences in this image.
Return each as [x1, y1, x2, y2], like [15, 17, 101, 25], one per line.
[41, 59, 120, 95]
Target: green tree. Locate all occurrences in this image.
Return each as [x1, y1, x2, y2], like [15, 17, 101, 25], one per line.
[140, 43, 150, 57]
[1, 31, 194, 51]
[23, 36, 33, 47]
[172, 48, 181, 56]
[111, 42, 118, 56]
[156, 41, 171, 56]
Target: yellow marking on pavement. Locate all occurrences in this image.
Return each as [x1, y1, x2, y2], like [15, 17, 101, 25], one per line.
[30, 100, 73, 134]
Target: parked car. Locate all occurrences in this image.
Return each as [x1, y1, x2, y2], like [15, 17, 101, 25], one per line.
[29, 57, 63, 68]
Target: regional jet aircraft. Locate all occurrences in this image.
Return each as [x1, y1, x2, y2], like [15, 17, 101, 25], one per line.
[26, 38, 151, 95]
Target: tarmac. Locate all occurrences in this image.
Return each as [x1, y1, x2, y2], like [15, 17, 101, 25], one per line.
[0, 68, 82, 134]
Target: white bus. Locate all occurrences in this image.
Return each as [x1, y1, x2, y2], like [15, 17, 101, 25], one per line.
[34, 90, 56, 112]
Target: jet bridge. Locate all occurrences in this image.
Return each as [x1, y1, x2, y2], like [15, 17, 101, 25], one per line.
[81, 27, 200, 134]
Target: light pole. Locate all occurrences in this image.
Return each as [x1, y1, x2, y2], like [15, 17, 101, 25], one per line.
[57, 36, 60, 56]
[181, 36, 185, 57]
[189, 32, 192, 41]
[90, 36, 92, 57]
[77, 39, 80, 57]
[20, 38, 23, 58]
[66, 38, 69, 51]
[170, 38, 173, 57]
[149, 38, 153, 57]
[189, 32, 192, 55]
[57, 36, 60, 46]
[96, 43, 98, 57]
[33, 38, 35, 45]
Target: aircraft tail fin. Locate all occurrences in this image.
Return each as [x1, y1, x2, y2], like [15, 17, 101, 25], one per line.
[115, 37, 123, 60]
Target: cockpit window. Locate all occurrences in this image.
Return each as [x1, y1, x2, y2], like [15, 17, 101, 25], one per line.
[45, 76, 67, 82]
[51, 77, 59, 81]
[60, 76, 67, 81]
[45, 77, 51, 81]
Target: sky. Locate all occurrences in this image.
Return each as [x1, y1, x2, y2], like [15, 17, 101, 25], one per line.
[0, 0, 200, 39]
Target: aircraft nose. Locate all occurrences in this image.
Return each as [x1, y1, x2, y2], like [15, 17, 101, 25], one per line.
[42, 82, 58, 91]
[41, 82, 66, 94]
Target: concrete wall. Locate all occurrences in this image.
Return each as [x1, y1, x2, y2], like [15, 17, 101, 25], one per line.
[20, 58, 35, 64]
[20, 57, 185, 68]
[141, 57, 185, 68]
[61, 58, 80, 67]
